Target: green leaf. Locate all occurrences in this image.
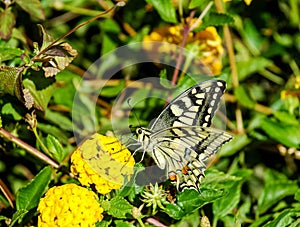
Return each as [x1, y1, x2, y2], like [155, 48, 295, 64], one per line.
[164, 184, 225, 220]
[15, 0, 45, 20]
[9, 209, 29, 227]
[241, 19, 266, 55]
[145, 0, 177, 23]
[263, 209, 300, 227]
[234, 85, 256, 109]
[213, 181, 242, 219]
[0, 8, 16, 39]
[218, 134, 252, 157]
[44, 109, 75, 132]
[0, 47, 23, 62]
[114, 220, 135, 227]
[295, 189, 300, 202]
[189, 0, 211, 9]
[249, 214, 273, 227]
[236, 57, 272, 81]
[273, 111, 299, 126]
[96, 219, 112, 227]
[164, 203, 185, 220]
[260, 118, 300, 148]
[197, 13, 234, 31]
[37, 123, 70, 144]
[1, 103, 22, 121]
[105, 196, 133, 219]
[100, 80, 125, 97]
[22, 76, 54, 111]
[0, 66, 24, 100]
[46, 134, 65, 162]
[16, 166, 53, 211]
[257, 181, 298, 214]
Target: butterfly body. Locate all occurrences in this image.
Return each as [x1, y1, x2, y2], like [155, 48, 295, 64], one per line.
[135, 80, 232, 192]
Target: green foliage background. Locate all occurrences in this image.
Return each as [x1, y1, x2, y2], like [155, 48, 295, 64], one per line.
[0, 0, 299, 226]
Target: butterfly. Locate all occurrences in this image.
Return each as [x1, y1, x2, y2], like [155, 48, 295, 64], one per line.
[134, 80, 232, 192]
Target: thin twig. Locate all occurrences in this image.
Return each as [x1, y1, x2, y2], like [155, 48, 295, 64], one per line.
[0, 128, 59, 168]
[32, 2, 124, 61]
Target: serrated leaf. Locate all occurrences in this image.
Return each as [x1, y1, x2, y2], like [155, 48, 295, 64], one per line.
[260, 118, 300, 148]
[0, 66, 24, 99]
[15, 0, 45, 20]
[196, 13, 234, 31]
[106, 196, 133, 219]
[234, 85, 256, 109]
[257, 181, 298, 215]
[16, 166, 53, 211]
[46, 134, 65, 162]
[0, 8, 16, 40]
[145, 0, 177, 23]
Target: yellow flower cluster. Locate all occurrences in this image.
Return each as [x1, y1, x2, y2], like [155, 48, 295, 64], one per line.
[71, 133, 135, 194]
[143, 19, 224, 75]
[37, 184, 103, 227]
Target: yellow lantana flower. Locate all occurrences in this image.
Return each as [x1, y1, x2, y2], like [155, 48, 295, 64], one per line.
[143, 19, 224, 75]
[71, 133, 135, 194]
[37, 184, 103, 227]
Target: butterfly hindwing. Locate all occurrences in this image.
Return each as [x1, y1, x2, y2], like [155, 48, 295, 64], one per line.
[150, 80, 226, 131]
[149, 126, 232, 191]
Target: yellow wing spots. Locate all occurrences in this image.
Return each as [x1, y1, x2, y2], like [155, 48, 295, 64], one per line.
[215, 87, 221, 92]
[71, 133, 135, 194]
[217, 81, 224, 87]
[182, 97, 192, 108]
[196, 99, 203, 105]
[170, 104, 184, 116]
[207, 107, 213, 114]
[179, 116, 194, 125]
[191, 88, 197, 94]
[195, 92, 205, 99]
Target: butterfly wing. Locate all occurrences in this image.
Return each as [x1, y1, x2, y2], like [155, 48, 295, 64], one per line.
[149, 126, 232, 192]
[150, 80, 226, 131]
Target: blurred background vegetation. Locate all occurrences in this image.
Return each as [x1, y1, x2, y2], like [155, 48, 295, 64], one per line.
[0, 0, 299, 226]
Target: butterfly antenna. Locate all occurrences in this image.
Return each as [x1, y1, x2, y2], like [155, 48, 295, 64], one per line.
[127, 97, 141, 128]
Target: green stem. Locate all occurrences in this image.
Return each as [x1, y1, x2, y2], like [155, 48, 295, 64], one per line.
[0, 128, 59, 168]
[137, 218, 145, 227]
[32, 127, 51, 156]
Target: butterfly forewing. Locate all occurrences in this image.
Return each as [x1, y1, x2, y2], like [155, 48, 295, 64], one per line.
[150, 80, 226, 131]
[135, 80, 232, 192]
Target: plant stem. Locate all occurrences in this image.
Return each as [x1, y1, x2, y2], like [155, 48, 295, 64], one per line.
[0, 128, 59, 168]
[214, 0, 244, 134]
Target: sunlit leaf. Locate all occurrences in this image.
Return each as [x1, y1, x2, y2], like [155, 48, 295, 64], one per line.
[15, 0, 45, 20]
[145, 0, 177, 23]
[0, 8, 15, 39]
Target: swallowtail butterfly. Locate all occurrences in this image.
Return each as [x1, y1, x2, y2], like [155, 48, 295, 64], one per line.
[135, 80, 232, 192]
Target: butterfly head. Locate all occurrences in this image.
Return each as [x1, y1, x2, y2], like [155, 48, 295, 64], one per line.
[136, 127, 152, 143]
